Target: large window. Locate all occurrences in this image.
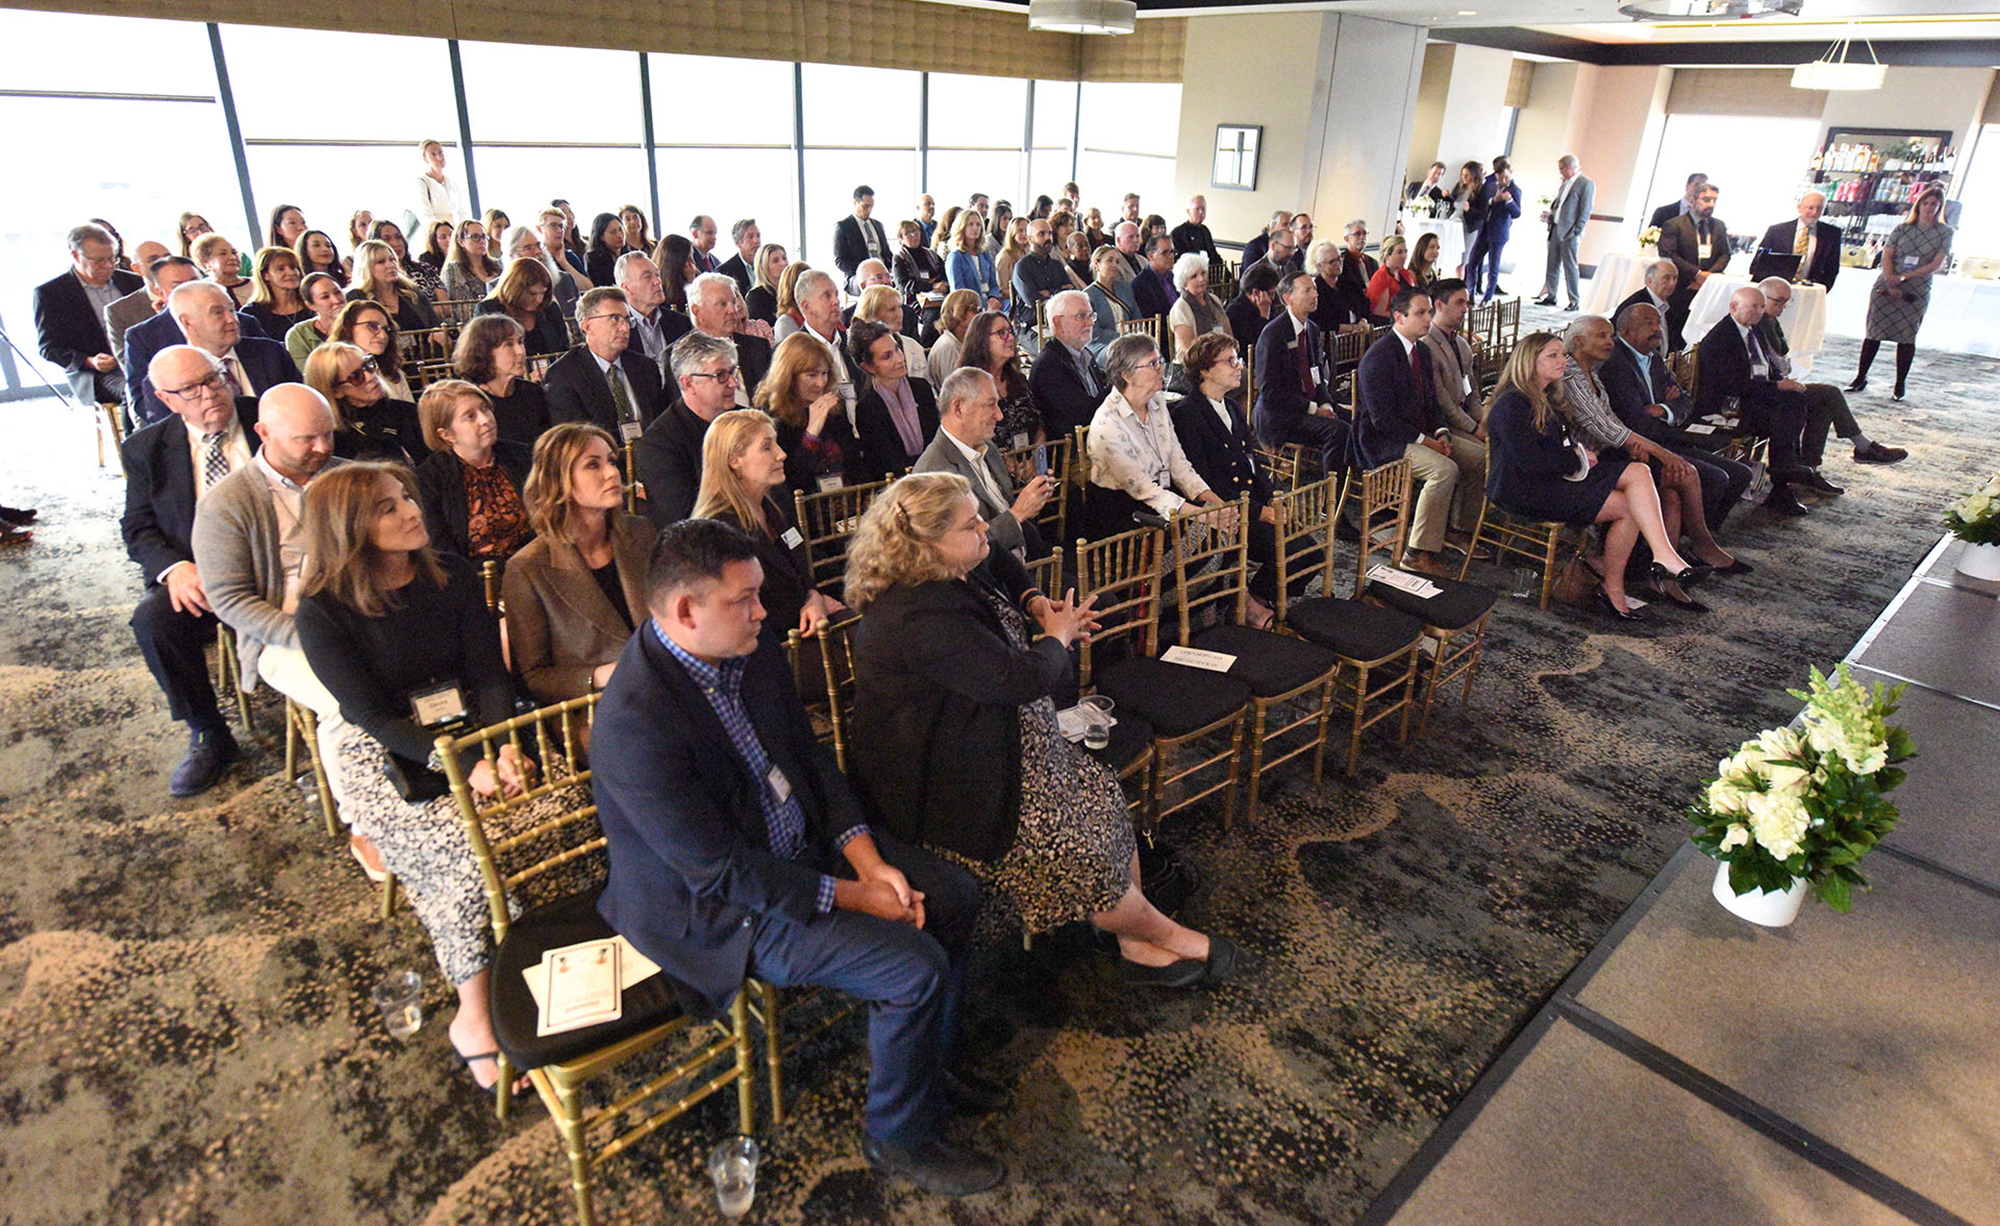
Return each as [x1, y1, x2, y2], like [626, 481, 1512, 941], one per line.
[648, 54, 799, 255]
[801, 64, 921, 263]
[1950, 125, 1999, 260]
[1075, 82, 1182, 220]
[928, 73, 1027, 216]
[1644, 113, 1823, 246]
[1030, 79, 1080, 204]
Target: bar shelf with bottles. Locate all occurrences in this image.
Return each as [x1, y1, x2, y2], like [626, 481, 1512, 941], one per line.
[1807, 131, 1954, 269]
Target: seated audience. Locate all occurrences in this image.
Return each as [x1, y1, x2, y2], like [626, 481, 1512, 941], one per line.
[945, 211, 1002, 312]
[1030, 290, 1106, 440]
[1136, 236, 1178, 319]
[1226, 262, 1282, 356]
[103, 241, 171, 370]
[852, 285, 930, 385]
[177, 211, 214, 259]
[1238, 209, 1292, 280]
[1325, 222, 1378, 329]
[1366, 236, 1417, 320]
[960, 311, 1039, 447]
[716, 218, 761, 293]
[1085, 332, 1231, 540]
[1167, 253, 1229, 357]
[993, 219, 1029, 308]
[651, 233, 697, 313]
[476, 256, 570, 356]
[927, 289, 981, 385]
[757, 332, 863, 496]
[418, 221, 454, 275]
[851, 319, 940, 480]
[780, 269, 857, 410]
[267, 204, 308, 253]
[245, 246, 313, 339]
[585, 213, 625, 287]
[545, 287, 666, 441]
[616, 252, 689, 367]
[1693, 287, 1817, 517]
[1171, 194, 1220, 262]
[591, 516, 998, 1195]
[368, 219, 446, 303]
[121, 259, 265, 424]
[1484, 332, 1700, 620]
[914, 368, 1052, 560]
[306, 342, 423, 464]
[295, 229, 346, 287]
[329, 300, 414, 401]
[1082, 208, 1109, 251]
[1409, 233, 1443, 288]
[1600, 302, 1753, 537]
[1754, 277, 1905, 470]
[1012, 219, 1083, 328]
[634, 332, 744, 526]
[1246, 225, 1297, 288]
[351, 239, 440, 333]
[1420, 277, 1489, 446]
[498, 224, 575, 317]
[693, 409, 846, 645]
[1063, 230, 1094, 285]
[443, 220, 501, 303]
[534, 209, 591, 304]
[845, 472, 1239, 985]
[453, 314, 551, 447]
[1085, 247, 1135, 360]
[295, 461, 525, 1092]
[135, 281, 301, 425]
[36, 221, 144, 406]
[744, 242, 788, 325]
[619, 206, 652, 258]
[194, 232, 255, 308]
[686, 273, 773, 402]
[1252, 271, 1349, 473]
[934, 205, 964, 257]
[1615, 260, 1682, 352]
[503, 423, 656, 703]
[413, 379, 534, 563]
[1108, 222, 1148, 290]
[285, 272, 349, 367]
[346, 212, 372, 274]
[122, 343, 261, 796]
[894, 219, 949, 307]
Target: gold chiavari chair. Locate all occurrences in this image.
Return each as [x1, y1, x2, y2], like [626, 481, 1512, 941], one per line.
[438, 697, 757, 1226]
[1117, 315, 1162, 353]
[211, 623, 254, 736]
[438, 297, 484, 328]
[622, 441, 643, 513]
[1496, 296, 1522, 349]
[1163, 498, 1338, 823]
[998, 433, 1073, 548]
[284, 699, 340, 838]
[1268, 475, 1425, 776]
[1457, 439, 1580, 611]
[409, 357, 456, 394]
[1076, 521, 1251, 831]
[793, 478, 890, 596]
[96, 401, 127, 469]
[1350, 458, 1496, 735]
[526, 353, 557, 383]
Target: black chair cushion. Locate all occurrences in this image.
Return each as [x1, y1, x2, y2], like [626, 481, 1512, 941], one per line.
[1190, 624, 1338, 698]
[1095, 656, 1252, 737]
[1086, 710, 1155, 777]
[1284, 597, 1423, 661]
[490, 889, 694, 1070]
[1366, 571, 1497, 631]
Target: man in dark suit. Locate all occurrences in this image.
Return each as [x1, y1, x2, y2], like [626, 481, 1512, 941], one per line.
[715, 218, 760, 294]
[1749, 191, 1843, 288]
[633, 332, 743, 527]
[1695, 286, 1816, 516]
[592, 519, 1001, 1195]
[850, 320, 939, 480]
[35, 222, 144, 405]
[121, 256, 265, 424]
[832, 185, 892, 291]
[122, 345, 262, 796]
[1656, 183, 1730, 343]
[1132, 236, 1175, 323]
[1252, 271, 1349, 474]
[1603, 301, 1753, 535]
[103, 240, 171, 365]
[1614, 259, 1682, 352]
[545, 287, 666, 441]
[1753, 277, 1905, 470]
[1647, 172, 1708, 234]
[1028, 290, 1106, 439]
[132, 282, 298, 427]
[1170, 194, 1220, 262]
[688, 215, 721, 275]
[1353, 288, 1483, 572]
[1238, 209, 1291, 282]
[1226, 262, 1281, 356]
[913, 367, 1052, 559]
[688, 274, 772, 407]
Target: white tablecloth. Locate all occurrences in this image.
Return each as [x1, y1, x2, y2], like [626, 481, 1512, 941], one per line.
[1400, 212, 1466, 280]
[1682, 274, 1828, 376]
[1582, 251, 1654, 318]
[1821, 273, 2000, 358]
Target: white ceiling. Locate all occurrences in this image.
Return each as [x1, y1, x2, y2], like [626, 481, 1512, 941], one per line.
[1111, 0, 2000, 38]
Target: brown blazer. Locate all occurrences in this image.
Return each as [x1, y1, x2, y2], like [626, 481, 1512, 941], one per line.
[501, 511, 658, 703]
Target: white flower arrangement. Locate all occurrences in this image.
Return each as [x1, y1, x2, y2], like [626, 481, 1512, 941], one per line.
[1637, 226, 1662, 248]
[1944, 473, 2000, 546]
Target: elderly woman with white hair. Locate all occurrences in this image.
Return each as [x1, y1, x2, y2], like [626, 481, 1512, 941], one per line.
[1083, 331, 1233, 540]
[1165, 252, 1229, 357]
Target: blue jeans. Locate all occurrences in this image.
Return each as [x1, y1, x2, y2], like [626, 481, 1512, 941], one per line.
[1465, 233, 1507, 299]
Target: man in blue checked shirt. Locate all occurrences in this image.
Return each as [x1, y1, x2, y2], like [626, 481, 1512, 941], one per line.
[592, 518, 1003, 1196]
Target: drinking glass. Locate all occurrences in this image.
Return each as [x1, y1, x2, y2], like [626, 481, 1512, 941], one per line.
[709, 1135, 759, 1219]
[371, 969, 424, 1039]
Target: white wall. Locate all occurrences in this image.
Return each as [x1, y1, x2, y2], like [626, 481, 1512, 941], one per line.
[1405, 43, 1455, 187]
[1434, 44, 1514, 172]
[1313, 15, 1429, 242]
[1819, 66, 1997, 154]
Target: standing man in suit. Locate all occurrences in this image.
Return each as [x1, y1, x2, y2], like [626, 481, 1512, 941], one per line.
[716, 219, 760, 294]
[1464, 158, 1522, 303]
[102, 241, 171, 364]
[688, 274, 771, 406]
[1253, 271, 1349, 473]
[1029, 290, 1107, 439]
[137, 282, 300, 428]
[914, 367, 1052, 559]
[35, 222, 144, 406]
[1354, 288, 1483, 572]
[689, 215, 721, 275]
[832, 185, 892, 292]
[122, 345, 262, 796]
[1407, 162, 1449, 207]
[1534, 154, 1595, 311]
[633, 332, 743, 527]
[1655, 183, 1730, 347]
[1750, 192, 1842, 288]
[1648, 173, 1709, 234]
[545, 286, 666, 441]
[1614, 260, 1682, 351]
[592, 518, 1001, 1195]
[1695, 286, 1815, 517]
[1171, 194, 1220, 263]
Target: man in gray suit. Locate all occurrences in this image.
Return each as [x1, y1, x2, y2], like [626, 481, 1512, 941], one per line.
[912, 367, 1053, 560]
[1534, 154, 1595, 311]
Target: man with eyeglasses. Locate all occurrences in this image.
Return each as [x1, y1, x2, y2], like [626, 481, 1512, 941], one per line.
[122, 256, 267, 426]
[634, 332, 743, 528]
[35, 222, 144, 407]
[121, 345, 265, 797]
[1028, 289, 1108, 439]
[688, 273, 771, 404]
[617, 252, 691, 368]
[545, 286, 666, 443]
[536, 207, 591, 299]
[135, 281, 300, 428]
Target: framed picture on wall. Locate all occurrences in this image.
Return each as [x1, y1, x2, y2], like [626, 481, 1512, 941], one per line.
[1213, 124, 1261, 191]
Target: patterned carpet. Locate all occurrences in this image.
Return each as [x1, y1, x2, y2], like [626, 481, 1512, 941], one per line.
[2, 315, 1994, 1225]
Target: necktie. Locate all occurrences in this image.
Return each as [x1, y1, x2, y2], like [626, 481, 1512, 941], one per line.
[203, 431, 230, 492]
[606, 362, 635, 423]
[1794, 224, 1811, 256]
[218, 358, 243, 399]
[1298, 327, 1314, 395]
[1409, 341, 1424, 389]
[1076, 349, 1096, 398]
[1744, 328, 1766, 377]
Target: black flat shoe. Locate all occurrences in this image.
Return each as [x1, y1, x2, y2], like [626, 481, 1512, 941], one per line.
[0, 505, 35, 525]
[1594, 587, 1644, 622]
[1846, 377, 1868, 393]
[1117, 955, 1207, 988]
[1764, 488, 1810, 517]
[863, 1135, 1006, 1196]
[1649, 561, 1704, 589]
[1532, 295, 1557, 306]
[1202, 935, 1246, 984]
[1797, 469, 1845, 496]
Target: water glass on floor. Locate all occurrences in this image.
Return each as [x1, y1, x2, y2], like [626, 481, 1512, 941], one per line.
[1510, 566, 1539, 599]
[709, 1135, 759, 1218]
[371, 969, 424, 1039]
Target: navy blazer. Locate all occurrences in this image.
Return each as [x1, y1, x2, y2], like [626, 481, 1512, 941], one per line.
[1028, 342, 1103, 440]
[593, 628, 859, 1020]
[1354, 332, 1440, 470]
[124, 314, 278, 425]
[1477, 178, 1524, 243]
[120, 402, 262, 587]
[1484, 388, 1585, 510]
[1251, 311, 1329, 451]
[1169, 391, 1273, 510]
[543, 344, 665, 437]
[716, 252, 753, 295]
[853, 377, 940, 481]
[34, 267, 143, 373]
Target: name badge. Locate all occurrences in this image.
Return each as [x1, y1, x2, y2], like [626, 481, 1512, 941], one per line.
[619, 420, 643, 442]
[1901, 255, 1921, 270]
[1011, 431, 1030, 450]
[816, 473, 845, 492]
[765, 764, 792, 804]
[779, 526, 803, 549]
[1309, 366, 1322, 388]
[1697, 239, 1713, 261]
[1460, 374, 1472, 398]
[409, 681, 468, 728]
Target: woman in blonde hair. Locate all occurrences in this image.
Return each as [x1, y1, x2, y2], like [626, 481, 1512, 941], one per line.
[852, 284, 929, 384]
[350, 238, 439, 332]
[295, 460, 527, 1091]
[755, 332, 862, 496]
[246, 246, 312, 339]
[306, 341, 422, 464]
[503, 423, 655, 702]
[772, 260, 813, 338]
[844, 473, 1241, 985]
[945, 210, 1002, 312]
[743, 242, 789, 325]
[926, 288, 981, 386]
[694, 409, 845, 643]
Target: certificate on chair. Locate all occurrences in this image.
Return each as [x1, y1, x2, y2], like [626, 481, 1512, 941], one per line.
[536, 939, 622, 1036]
[523, 935, 660, 1019]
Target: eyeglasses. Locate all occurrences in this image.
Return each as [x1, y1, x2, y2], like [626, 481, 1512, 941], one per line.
[339, 356, 381, 386]
[1222, 355, 1246, 368]
[687, 365, 740, 384]
[77, 252, 116, 269]
[1132, 358, 1164, 372]
[354, 319, 389, 334]
[993, 326, 1017, 339]
[161, 371, 229, 400]
[584, 314, 632, 328]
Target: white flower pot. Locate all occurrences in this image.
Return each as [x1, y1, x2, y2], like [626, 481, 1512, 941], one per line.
[1712, 861, 1807, 927]
[1955, 540, 2000, 581]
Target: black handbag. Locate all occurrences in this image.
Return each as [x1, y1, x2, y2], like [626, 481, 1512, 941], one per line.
[382, 751, 450, 803]
[1138, 841, 1199, 918]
